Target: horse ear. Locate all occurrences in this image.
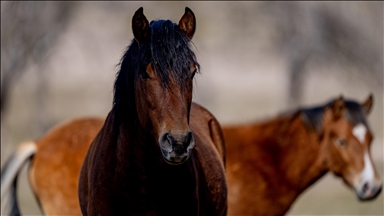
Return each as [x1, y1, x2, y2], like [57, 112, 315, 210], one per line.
[132, 7, 149, 45]
[361, 93, 373, 115]
[178, 7, 196, 40]
[331, 96, 345, 120]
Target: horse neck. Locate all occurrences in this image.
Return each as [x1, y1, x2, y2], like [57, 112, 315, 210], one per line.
[115, 121, 159, 166]
[277, 117, 328, 191]
[226, 115, 328, 195]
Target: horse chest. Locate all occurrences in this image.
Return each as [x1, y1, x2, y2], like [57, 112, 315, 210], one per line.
[114, 162, 214, 216]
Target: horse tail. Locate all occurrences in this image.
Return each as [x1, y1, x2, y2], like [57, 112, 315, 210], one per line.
[1, 141, 37, 216]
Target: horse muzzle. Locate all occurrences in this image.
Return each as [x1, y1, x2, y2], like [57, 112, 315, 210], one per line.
[158, 131, 195, 165]
[354, 180, 382, 201]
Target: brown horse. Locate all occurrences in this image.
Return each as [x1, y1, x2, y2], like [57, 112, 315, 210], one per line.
[1, 7, 227, 216]
[225, 94, 382, 215]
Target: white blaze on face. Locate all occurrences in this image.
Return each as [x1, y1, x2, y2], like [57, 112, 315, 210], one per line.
[352, 123, 367, 144]
[352, 123, 375, 190]
[361, 152, 375, 184]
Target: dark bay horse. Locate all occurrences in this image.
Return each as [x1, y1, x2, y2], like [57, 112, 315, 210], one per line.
[1, 7, 227, 216]
[225, 94, 382, 215]
[78, 7, 227, 216]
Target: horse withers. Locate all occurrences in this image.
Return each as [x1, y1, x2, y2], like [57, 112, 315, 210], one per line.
[225, 94, 382, 215]
[1, 7, 227, 216]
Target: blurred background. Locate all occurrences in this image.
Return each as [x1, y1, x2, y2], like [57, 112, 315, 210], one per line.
[1, 1, 382, 215]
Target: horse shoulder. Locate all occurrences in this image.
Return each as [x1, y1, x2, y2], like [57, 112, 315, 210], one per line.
[190, 102, 226, 163]
[190, 102, 227, 215]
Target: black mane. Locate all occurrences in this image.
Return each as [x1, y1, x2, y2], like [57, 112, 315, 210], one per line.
[300, 98, 368, 132]
[112, 19, 199, 131]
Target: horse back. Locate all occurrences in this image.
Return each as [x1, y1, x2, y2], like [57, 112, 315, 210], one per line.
[29, 117, 104, 215]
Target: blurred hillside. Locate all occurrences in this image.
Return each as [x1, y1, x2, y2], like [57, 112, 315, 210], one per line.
[1, 2, 383, 215]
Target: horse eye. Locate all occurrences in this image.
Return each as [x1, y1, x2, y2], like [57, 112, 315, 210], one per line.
[335, 138, 347, 147]
[140, 71, 150, 80]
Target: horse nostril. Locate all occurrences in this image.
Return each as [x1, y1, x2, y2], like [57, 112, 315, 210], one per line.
[165, 133, 174, 146]
[183, 131, 194, 147]
[362, 182, 369, 193]
[185, 132, 191, 143]
[159, 132, 173, 152]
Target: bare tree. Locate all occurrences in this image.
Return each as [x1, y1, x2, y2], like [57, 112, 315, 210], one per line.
[1, 2, 77, 119]
[262, 2, 382, 107]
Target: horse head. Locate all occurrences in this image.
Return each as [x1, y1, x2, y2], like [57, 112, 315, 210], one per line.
[319, 94, 382, 200]
[127, 7, 198, 165]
